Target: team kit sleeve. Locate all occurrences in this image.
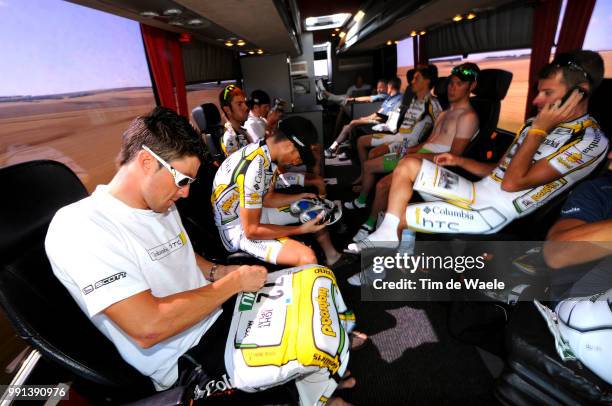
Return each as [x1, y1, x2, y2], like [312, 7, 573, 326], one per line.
[546, 127, 609, 177]
[222, 130, 239, 156]
[45, 209, 149, 318]
[240, 154, 266, 209]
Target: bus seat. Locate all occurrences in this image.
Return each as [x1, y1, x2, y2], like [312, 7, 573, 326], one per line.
[589, 77, 612, 137]
[467, 69, 513, 156]
[0, 160, 154, 401]
[192, 103, 224, 162]
[433, 76, 449, 110]
[496, 301, 612, 404]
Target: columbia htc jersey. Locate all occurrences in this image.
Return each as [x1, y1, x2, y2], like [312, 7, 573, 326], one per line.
[406, 115, 608, 234]
[212, 141, 277, 244]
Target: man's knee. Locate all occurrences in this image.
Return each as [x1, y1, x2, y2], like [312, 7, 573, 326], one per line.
[396, 157, 421, 178]
[297, 247, 317, 265]
[376, 176, 392, 192]
[357, 136, 369, 148]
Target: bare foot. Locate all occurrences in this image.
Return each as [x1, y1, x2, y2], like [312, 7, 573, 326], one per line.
[350, 331, 368, 350]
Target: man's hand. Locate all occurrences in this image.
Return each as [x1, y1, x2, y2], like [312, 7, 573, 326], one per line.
[298, 192, 318, 201]
[532, 89, 583, 133]
[435, 153, 464, 167]
[299, 212, 327, 233]
[236, 265, 268, 292]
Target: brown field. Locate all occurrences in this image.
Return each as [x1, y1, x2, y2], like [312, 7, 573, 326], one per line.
[1, 51, 610, 193]
[398, 50, 612, 133]
[0, 87, 223, 192]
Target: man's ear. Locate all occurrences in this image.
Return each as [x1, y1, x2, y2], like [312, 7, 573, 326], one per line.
[221, 105, 231, 118]
[138, 149, 155, 174]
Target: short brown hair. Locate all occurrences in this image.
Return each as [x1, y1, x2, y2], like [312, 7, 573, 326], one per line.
[539, 50, 604, 91]
[116, 107, 204, 166]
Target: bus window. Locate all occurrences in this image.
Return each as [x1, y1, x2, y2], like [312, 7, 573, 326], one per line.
[0, 0, 155, 193]
[582, 0, 612, 78]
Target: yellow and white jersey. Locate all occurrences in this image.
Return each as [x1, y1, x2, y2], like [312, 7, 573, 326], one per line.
[212, 141, 278, 229]
[225, 265, 354, 405]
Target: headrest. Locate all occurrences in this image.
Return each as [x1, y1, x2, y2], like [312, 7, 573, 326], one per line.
[434, 76, 448, 99]
[0, 160, 88, 260]
[472, 69, 513, 100]
[202, 103, 222, 127]
[191, 106, 206, 132]
[589, 78, 612, 136]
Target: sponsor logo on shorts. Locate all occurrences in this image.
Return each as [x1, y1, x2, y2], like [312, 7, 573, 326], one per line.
[423, 206, 474, 220]
[238, 292, 256, 311]
[193, 373, 235, 399]
[82, 272, 127, 295]
[317, 287, 337, 337]
[561, 207, 581, 215]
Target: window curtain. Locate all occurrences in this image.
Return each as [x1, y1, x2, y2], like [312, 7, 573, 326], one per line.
[524, 0, 562, 119]
[555, 0, 596, 55]
[140, 24, 188, 117]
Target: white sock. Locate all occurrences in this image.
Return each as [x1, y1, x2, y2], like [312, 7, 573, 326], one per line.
[367, 213, 400, 242]
[330, 141, 339, 151]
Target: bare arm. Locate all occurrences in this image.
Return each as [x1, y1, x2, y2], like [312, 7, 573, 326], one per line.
[240, 206, 325, 240]
[103, 265, 267, 348]
[263, 190, 316, 208]
[543, 218, 612, 269]
[434, 153, 498, 178]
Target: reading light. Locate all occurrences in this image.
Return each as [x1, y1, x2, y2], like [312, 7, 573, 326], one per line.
[453, 14, 463, 22]
[140, 11, 159, 18]
[236, 40, 246, 46]
[257, 49, 264, 54]
[225, 41, 234, 47]
[187, 18, 205, 26]
[467, 12, 477, 19]
[353, 10, 365, 22]
[339, 31, 346, 38]
[168, 20, 184, 26]
[386, 40, 392, 46]
[420, 30, 426, 35]
[163, 8, 182, 17]
[248, 50, 255, 55]
[410, 31, 417, 37]
[334, 28, 340, 32]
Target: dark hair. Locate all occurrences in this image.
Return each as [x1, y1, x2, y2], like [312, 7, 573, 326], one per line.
[539, 50, 604, 91]
[415, 64, 438, 89]
[117, 107, 204, 166]
[218, 84, 245, 110]
[406, 69, 416, 84]
[388, 77, 402, 91]
[247, 89, 271, 109]
[377, 78, 388, 85]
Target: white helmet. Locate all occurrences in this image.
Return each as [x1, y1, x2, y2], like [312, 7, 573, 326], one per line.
[556, 289, 612, 385]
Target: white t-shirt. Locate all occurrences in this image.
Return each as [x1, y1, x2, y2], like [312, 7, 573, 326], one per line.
[244, 111, 267, 142]
[45, 185, 221, 390]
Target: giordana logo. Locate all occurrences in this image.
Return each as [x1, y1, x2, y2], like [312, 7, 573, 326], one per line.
[82, 272, 127, 295]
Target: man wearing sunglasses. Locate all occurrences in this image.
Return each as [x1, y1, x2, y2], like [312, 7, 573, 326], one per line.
[45, 107, 270, 391]
[219, 84, 251, 157]
[212, 116, 342, 267]
[352, 50, 608, 251]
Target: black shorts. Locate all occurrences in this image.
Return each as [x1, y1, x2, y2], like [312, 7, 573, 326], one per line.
[177, 296, 298, 405]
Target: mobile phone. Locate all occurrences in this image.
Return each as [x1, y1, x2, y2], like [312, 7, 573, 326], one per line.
[559, 85, 588, 107]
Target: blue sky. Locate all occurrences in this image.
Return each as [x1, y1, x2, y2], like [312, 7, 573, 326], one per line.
[398, 0, 612, 67]
[0, 0, 151, 96]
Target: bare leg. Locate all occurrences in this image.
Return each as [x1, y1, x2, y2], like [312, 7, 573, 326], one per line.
[386, 157, 423, 222]
[368, 173, 392, 221]
[275, 239, 318, 266]
[360, 156, 387, 200]
[368, 144, 390, 159]
[316, 229, 341, 265]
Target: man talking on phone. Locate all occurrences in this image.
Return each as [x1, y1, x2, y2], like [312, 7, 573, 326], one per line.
[350, 50, 609, 250]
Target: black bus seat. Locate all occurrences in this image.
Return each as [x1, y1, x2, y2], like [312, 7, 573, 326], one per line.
[433, 76, 449, 110]
[496, 301, 612, 405]
[0, 160, 155, 402]
[191, 103, 225, 163]
[464, 69, 513, 163]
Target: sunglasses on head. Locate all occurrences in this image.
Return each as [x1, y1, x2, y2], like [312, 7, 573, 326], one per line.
[222, 84, 239, 102]
[451, 66, 478, 81]
[142, 145, 196, 188]
[553, 55, 592, 84]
